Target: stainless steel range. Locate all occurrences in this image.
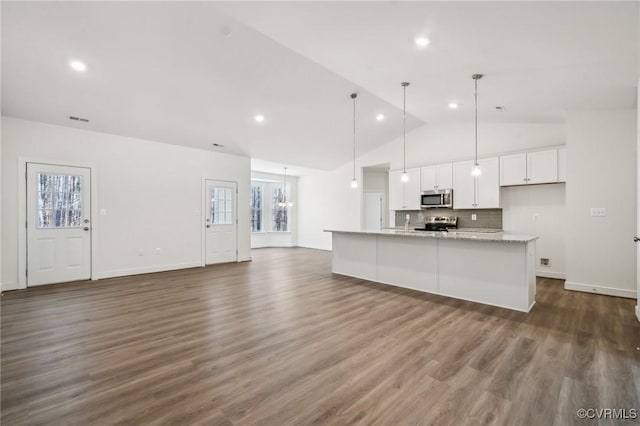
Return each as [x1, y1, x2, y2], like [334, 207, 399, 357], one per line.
[414, 216, 458, 232]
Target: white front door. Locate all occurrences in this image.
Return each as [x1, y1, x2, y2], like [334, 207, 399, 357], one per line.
[27, 163, 92, 286]
[364, 192, 383, 230]
[205, 180, 237, 265]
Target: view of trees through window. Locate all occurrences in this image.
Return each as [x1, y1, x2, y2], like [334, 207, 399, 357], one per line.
[272, 186, 288, 232]
[250, 184, 262, 232]
[36, 173, 83, 228]
[249, 181, 290, 233]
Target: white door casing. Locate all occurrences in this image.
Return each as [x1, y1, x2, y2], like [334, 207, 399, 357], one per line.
[205, 180, 237, 265]
[26, 163, 92, 286]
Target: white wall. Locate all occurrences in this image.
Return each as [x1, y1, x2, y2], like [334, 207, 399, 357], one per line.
[250, 171, 298, 248]
[566, 110, 637, 298]
[501, 184, 566, 279]
[1, 117, 251, 291]
[298, 121, 565, 250]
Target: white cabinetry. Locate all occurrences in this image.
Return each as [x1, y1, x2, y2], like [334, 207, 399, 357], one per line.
[499, 153, 527, 186]
[389, 168, 421, 210]
[500, 149, 559, 186]
[421, 163, 453, 191]
[453, 157, 499, 209]
[557, 148, 567, 182]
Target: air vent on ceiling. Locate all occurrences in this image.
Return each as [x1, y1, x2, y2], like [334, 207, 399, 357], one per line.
[69, 116, 89, 122]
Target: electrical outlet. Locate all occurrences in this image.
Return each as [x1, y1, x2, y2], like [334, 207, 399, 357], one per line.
[540, 258, 550, 267]
[471, 214, 477, 221]
[590, 208, 607, 217]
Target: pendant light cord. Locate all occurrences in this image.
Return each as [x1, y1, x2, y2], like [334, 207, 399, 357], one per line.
[403, 84, 407, 173]
[352, 93, 357, 180]
[474, 77, 478, 166]
[401, 82, 409, 174]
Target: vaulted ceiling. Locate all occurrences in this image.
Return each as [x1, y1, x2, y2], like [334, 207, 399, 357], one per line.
[2, 2, 638, 172]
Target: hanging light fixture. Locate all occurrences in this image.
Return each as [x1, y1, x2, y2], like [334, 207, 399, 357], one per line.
[278, 167, 293, 207]
[471, 74, 483, 177]
[400, 82, 410, 183]
[350, 92, 358, 189]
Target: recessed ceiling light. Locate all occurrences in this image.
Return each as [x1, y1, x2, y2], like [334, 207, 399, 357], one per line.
[448, 103, 459, 110]
[414, 36, 430, 47]
[255, 115, 265, 123]
[376, 114, 385, 121]
[69, 60, 87, 72]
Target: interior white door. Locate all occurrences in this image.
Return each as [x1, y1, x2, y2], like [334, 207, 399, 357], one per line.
[27, 163, 91, 286]
[205, 180, 237, 265]
[364, 192, 383, 230]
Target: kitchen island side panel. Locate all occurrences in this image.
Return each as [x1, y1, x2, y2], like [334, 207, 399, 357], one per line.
[332, 233, 378, 281]
[377, 235, 439, 293]
[438, 239, 532, 311]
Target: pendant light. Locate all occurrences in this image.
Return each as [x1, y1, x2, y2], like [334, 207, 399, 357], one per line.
[279, 167, 293, 207]
[350, 93, 358, 189]
[471, 74, 483, 177]
[400, 82, 410, 183]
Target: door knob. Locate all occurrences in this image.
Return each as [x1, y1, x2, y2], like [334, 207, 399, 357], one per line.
[83, 227, 89, 231]
[206, 225, 211, 228]
[634, 237, 640, 242]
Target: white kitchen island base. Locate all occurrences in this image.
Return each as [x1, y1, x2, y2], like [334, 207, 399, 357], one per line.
[329, 230, 537, 312]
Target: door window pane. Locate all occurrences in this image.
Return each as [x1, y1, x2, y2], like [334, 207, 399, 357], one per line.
[250, 184, 263, 232]
[210, 186, 233, 225]
[272, 186, 288, 232]
[36, 173, 83, 228]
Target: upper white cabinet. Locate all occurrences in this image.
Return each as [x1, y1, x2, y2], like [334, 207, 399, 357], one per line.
[452, 161, 475, 209]
[557, 147, 567, 182]
[527, 149, 558, 184]
[389, 168, 421, 210]
[499, 148, 559, 186]
[453, 157, 499, 209]
[421, 163, 453, 191]
[499, 153, 527, 186]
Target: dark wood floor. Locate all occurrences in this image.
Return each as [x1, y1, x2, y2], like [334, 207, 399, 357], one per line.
[2, 248, 639, 425]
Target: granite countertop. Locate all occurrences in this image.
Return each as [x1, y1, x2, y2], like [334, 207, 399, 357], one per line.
[324, 228, 538, 243]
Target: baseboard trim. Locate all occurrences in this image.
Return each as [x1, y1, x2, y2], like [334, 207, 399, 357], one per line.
[564, 281, 637, 299]
[636, 305, 640, 322]
[296, 244, 332, 252]
[536, 271, 565, 280]
[94, 262, 202, 280]
[0, 281, 19, 292]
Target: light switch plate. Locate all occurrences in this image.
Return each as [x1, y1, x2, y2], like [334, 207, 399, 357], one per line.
[471, 214, 477, 221]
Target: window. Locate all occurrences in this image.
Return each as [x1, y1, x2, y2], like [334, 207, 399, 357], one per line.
[272, 185, 288, 232]
[250, 184, 263, 232]
[210, 186, 233, 225]
[36, 173, 83, 228]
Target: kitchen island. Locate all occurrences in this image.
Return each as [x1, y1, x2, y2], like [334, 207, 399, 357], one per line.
[325, 229, 538, 312]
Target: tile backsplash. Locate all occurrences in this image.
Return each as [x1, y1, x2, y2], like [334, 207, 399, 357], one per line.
[394, 208, 502, 229]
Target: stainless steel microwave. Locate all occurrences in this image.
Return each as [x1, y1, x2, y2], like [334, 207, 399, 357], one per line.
[421, 189, 453, 209]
